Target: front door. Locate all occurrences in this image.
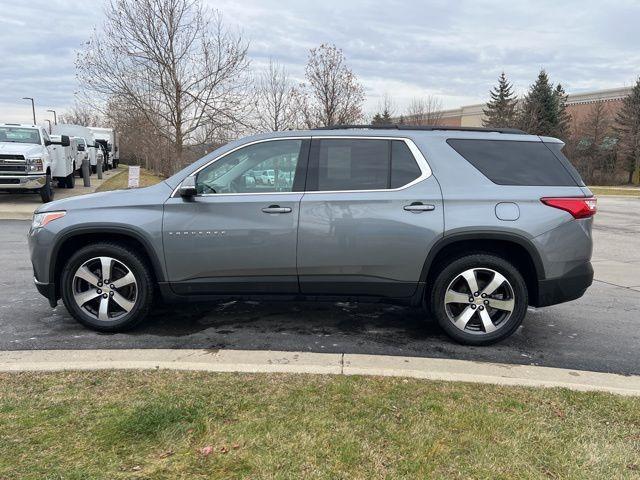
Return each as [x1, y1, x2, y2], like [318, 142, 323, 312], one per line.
[297, 137, 444, 298]
[163, 138, 310, 295]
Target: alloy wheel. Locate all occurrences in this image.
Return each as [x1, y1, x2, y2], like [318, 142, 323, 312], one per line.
[71, 256, 138, 321]
[444, 267, 515, 335]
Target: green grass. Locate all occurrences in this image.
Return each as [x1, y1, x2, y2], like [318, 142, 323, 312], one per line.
[95, 166, 164, 192]
[590, 186, 640, 197]
[1, 371, 639, 479]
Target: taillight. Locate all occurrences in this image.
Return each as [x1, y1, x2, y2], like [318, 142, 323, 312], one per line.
[541, 197, 597, 219]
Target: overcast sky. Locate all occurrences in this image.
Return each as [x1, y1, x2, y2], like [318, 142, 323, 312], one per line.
[1, 0, 639, 124]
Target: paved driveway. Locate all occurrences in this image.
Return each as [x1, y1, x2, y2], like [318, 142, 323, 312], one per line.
[0, 196, 638, 375]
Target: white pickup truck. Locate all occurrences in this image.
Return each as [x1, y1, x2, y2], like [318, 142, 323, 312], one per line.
[0, 123, 72, 202]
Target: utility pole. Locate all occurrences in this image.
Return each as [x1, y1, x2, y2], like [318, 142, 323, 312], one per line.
[22, 97, 36, 124]
[46, 109, 57, 125]
[44, 119, 52, 134]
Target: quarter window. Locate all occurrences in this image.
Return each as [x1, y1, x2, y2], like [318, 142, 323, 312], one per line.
[447, 139, 579, 186]
[308, 138, 422, 191]
[195, 140, 304, 194]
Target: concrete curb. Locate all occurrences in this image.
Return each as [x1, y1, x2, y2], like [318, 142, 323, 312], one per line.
[1, 349, 639, 396]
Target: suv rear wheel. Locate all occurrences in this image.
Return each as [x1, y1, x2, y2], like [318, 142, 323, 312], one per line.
[430, 254, 528, 345]
[61, 242, 153, 332]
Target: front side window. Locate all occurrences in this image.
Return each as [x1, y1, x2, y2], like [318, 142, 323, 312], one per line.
[307, 138, 422, 191]
[0, 126, 42, 145]
[195, 139, 304, 194]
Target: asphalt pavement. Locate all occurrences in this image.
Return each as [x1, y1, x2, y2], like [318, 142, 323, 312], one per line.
[1, 196, 638, 375]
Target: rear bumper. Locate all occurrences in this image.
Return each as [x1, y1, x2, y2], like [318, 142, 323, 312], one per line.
[534, 262, 593, 307]
[0, 175, 46, 190]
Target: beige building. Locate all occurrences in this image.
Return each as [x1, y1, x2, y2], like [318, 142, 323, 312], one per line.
[435, 86, 633, 132]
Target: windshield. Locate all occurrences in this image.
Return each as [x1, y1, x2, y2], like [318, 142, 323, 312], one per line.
[0, 126, 41, 145]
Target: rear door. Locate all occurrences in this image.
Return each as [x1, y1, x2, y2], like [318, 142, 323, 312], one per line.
[297, 136, 444, 298]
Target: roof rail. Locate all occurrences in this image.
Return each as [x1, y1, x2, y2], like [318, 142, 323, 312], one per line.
[314, 124, 527, 135]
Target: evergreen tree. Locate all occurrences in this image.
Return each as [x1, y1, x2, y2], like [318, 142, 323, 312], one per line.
[371, 113, 384, 125]
[553, 83, 572, 140]
[518, 70, 558, 137]
[615, 77, 640, 184]
[483, 72, 518, 128]
[380, 109, 393, 124]
[371, 108, 393, 126]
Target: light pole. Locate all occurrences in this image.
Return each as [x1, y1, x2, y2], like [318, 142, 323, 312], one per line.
[44, 119, 52, 134]
[46, 109, 57, 125]
[22, 97, 36, 124]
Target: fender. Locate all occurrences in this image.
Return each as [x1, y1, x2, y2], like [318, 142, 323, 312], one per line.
[419, 230, 545, 283]
[49, 225, 166, 284]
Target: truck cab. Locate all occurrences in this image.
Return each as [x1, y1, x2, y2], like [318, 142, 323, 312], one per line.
[0, 123, 63, 202]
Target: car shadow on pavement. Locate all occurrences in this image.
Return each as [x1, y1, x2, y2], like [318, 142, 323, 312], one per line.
[125, 299, 447, 346]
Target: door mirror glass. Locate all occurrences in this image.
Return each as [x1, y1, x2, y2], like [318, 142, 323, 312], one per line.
[179, 176, 197, 197]
[60, 135, 71, 147]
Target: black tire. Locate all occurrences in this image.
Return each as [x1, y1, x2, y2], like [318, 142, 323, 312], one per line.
[429, 253, 528, 346]
[66, 172, 75, 188]
[39, 174, 54, 202]
[60, 242, 154, 332]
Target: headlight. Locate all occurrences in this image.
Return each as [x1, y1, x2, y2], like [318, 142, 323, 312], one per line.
[32, 211, 66, 229]
[26, 157, 44, 172]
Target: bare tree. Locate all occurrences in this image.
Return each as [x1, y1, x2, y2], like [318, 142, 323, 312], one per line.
[378, 93, 397, 118]
[615, 77, 640, 184]
[405, 96, 443, 125]
[298, 44, 365, 127]
[58, 101, 103, 127]
[574, 102, 614, 183]
[77, 0, 252, 169]
[254, 59, 300, 132]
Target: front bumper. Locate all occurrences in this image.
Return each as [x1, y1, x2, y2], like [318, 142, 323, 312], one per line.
[0, 175, 46, 190]
[34, 277, 58, 307]
[535, 262, 594, 307]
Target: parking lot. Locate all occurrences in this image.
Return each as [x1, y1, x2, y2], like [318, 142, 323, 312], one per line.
[0, 196, 638, 375]
[0, 167, 122, 220]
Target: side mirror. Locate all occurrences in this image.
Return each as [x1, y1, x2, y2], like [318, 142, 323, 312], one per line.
[179, 176, 197, 198]
[60, 135, 70, 147]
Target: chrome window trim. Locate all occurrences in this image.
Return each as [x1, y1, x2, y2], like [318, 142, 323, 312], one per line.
[171, 135, 432, 198]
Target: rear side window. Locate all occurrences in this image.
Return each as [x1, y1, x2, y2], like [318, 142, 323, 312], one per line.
[447, 139, 578, 186]
[307, 138, 422, 191]
[391, 140, 422, 188]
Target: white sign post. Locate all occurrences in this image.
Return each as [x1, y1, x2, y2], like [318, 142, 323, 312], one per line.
[127, 165, 140, 188]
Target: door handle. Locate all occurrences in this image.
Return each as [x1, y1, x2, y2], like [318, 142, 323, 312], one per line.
[262, 205, 292, 214]
[403, 202, 435, 212]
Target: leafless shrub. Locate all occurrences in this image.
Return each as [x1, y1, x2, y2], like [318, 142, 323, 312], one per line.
[405, 96, 443, 125]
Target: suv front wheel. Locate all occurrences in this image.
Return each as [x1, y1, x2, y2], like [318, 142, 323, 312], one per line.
[430, 254, 528, 345]
[61, 242, 153, 332]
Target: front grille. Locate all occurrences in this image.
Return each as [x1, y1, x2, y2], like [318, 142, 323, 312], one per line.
[0, 155, 27, 175]
[0, 165, 27, 174]
[0, 178, 20, 184]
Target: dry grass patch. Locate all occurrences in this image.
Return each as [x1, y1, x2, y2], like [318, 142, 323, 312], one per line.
[95, 166, 164, 192]
[0, 371, 639, 479]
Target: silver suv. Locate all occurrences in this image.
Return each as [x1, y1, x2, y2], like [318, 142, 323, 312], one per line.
[28, 126, 596, 345]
